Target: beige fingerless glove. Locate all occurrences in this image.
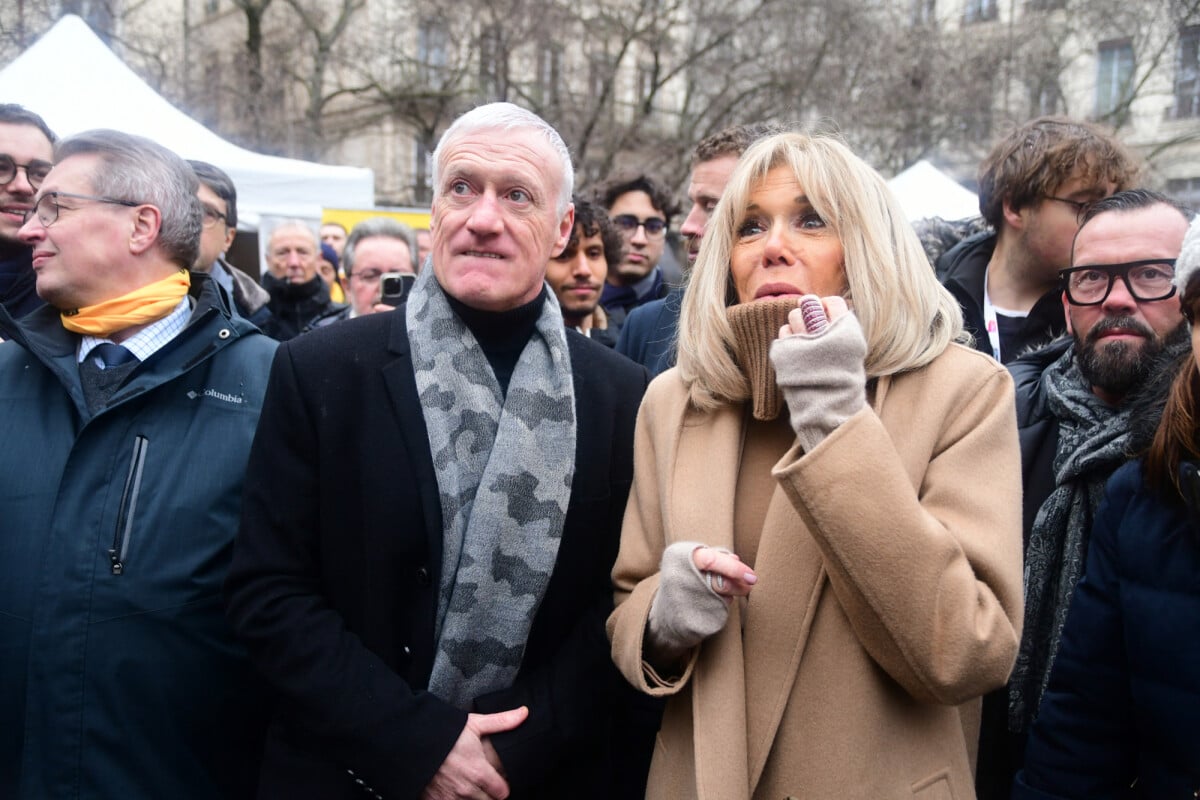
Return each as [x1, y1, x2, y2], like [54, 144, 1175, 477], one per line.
[646, 541, 730, 663]
[770, 312, 867, 452]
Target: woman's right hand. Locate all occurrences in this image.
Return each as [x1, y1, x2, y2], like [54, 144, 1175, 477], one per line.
[645, 542, 757, 663]
[691, 545, 757, 598]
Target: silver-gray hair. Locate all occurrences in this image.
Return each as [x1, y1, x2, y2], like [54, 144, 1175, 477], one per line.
[267, 220, 319, 248]
[431, 102, 574, 215]
[343, 216, 418, 275]
[55, 129, 201, 269]
[265, 219, 316, 244]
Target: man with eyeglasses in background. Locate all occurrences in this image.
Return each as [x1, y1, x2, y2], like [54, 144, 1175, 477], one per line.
[596, 173, 679, 334]
[307, 216, 418, 329]
[0, 104, 55, 320]
[974, 189, 1193, 798]
[936, 117, 1140, 364]
[617, 123, 784, 376]
[189, 160, 273, 329]
[0, 129, 276, 799]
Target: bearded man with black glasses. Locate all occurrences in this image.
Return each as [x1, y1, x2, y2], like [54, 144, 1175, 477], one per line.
[0, 103, 54, 320]
[974, 188, 1193, 797]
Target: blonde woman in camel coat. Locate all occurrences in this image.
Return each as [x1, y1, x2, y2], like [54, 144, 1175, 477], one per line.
[608, 133, 1024, 800]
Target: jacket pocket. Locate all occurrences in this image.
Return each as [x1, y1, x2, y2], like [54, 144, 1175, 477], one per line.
[109, 434, 149, 575]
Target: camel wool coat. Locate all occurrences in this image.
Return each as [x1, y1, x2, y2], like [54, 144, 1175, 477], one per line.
[608, 343, 1023, 800]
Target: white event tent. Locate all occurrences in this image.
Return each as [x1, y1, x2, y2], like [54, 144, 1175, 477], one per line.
[886, 160, 979, 222]
[0, 15, 374, 228]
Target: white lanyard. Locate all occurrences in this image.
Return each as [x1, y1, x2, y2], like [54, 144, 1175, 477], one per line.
[981, 267, 1003, 362]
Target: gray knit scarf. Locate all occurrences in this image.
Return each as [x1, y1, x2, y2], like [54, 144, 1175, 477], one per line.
[1008, 347, 1134, 732]
[407, 268, 577, 710]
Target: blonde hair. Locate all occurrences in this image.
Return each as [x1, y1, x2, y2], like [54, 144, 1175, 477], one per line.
[677, 133, 965, 412]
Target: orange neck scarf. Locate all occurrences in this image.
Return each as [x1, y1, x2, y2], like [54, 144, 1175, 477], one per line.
[61, 270, 191, 338]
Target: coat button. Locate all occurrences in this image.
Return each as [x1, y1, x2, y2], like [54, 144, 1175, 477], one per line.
[416, 566, 431, 586]
[402, 645, 412, 657]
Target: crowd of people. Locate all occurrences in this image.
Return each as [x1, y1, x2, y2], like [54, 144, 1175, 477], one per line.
[0, 96, 1196, 800]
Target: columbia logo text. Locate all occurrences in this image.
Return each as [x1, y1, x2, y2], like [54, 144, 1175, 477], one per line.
[187, 388, 245, 404]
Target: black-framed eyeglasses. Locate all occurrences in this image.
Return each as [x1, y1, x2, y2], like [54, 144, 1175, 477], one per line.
[612, 214, 668, 239]
[0, 154, 52, 190]
[201, 204, 229, 228]
[1042, 195, 1096, 224]
[22, 192, 140, 228]
[1060, 259, 1177, 306]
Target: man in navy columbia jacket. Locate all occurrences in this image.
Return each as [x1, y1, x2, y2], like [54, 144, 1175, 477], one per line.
[0, 129, 276, 799]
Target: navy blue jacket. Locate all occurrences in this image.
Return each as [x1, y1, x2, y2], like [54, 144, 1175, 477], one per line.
[0, 275, 277, 799]
[1014, 460, 1200, 798]
[615, 286, 681, 377]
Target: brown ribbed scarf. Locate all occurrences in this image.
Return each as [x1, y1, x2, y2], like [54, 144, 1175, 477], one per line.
[726, 297, 799, 421]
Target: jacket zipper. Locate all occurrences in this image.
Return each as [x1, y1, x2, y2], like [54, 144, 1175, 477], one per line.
[110, 435, 148, 575]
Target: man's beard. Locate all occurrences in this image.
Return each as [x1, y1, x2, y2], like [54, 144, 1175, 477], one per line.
[560, 299, 597, 328]
[1075, 315, 1183, 400]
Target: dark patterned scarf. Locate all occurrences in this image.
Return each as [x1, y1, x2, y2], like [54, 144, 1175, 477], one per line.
[1008, 347, 1134, 732]
[407, 267, 576, 710]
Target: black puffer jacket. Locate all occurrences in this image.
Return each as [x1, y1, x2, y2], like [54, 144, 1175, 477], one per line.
[1015, 455, 1200, 798]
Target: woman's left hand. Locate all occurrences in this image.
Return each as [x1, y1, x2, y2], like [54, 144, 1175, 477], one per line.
[779, 295, 850, 339]
[770, 294, 867, 452]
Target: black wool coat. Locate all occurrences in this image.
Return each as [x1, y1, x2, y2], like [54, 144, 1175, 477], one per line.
[225, 305, 653, 799]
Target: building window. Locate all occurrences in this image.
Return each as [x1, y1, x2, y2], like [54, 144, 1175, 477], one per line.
[418, 19, 448, 75]
[1096, 39, 1134, 118]
[413, 136, 433, 203]
[588, 53, 611, 107]
[537, 45, 562, 107]
[912, 0, 935, 26]
[1030, 80, 1063, 116]
[1168, 177, 1200, 209]
[963, 0, 997, 23]
[1175, 26, 1200, 118]
[203, 54, 222, 124]
[204, 0, 219, 15]
[479, 25, 506, 100]
[636, 62, 655, 107]
[1028, 0, 1065, 10]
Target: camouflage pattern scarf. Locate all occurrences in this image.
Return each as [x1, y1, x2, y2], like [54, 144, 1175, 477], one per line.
[407, 267, 576, 710]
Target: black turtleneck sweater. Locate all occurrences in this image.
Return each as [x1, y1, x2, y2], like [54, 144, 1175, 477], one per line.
[446, 288, 547, 397]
